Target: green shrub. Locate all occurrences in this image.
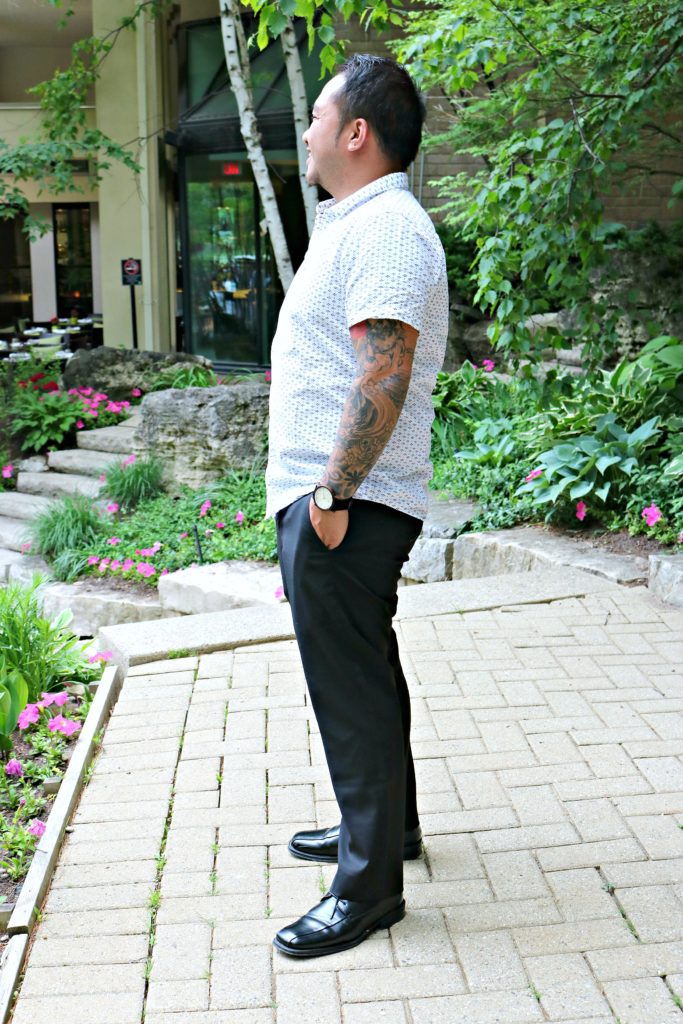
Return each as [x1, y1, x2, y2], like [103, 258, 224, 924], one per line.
[102, 454, 164, 509]
[30, 494, 105, 562]
[0, 577, 98, 701]
[10, 388, 80, 454]
[148, 364, 218, 391]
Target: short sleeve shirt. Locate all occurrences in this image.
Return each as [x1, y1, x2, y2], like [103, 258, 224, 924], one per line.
[265, 172, 449, 520]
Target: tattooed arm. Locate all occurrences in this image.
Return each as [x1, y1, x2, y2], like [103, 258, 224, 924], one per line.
[309, 318, 418, 548]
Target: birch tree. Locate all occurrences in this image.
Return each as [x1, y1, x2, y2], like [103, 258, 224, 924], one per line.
[220, 0, 294, 290]
[280, 17, 318, 235]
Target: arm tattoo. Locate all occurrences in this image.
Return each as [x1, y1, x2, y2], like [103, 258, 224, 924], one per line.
[322, 318, 417, 499]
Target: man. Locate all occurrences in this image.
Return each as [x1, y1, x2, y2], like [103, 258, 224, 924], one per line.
[265, 53, 449, 958]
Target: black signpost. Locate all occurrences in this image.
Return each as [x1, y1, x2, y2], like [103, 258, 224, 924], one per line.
[121, 258, 142, 350]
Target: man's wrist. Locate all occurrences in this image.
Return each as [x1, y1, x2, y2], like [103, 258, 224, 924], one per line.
[312, 483, 353, 511]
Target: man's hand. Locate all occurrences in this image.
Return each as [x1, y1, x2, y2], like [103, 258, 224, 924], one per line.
[309, 498, 349, 550]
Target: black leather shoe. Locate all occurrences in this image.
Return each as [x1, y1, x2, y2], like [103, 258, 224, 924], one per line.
[273, 891, 406, 958]
[288, 823, 422, 863]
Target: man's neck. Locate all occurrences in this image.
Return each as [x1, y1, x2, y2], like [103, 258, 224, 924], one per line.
[328, 166, 400, 203]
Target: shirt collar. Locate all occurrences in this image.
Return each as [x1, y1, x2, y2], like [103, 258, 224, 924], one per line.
[315, 172, 410, 225]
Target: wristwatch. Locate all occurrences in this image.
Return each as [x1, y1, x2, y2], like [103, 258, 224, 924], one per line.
[312, 483, 353, 511]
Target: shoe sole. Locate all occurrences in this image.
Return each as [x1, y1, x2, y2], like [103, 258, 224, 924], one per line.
[272, 900, 406, 958]
[287, 840, 423, 864]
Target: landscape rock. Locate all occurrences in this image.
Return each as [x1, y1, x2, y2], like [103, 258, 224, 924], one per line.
[452, 527, 648, 586]
[60, 347, 212, 400]
[17, 455, 48, 474]
[402, 537, 454, 583]
[133, 380, 269, 486]
[158, 560, 283, 614]
[463, 320, 496, 365]
[649, 554, 683, 608]
[35, 579, 177, 637]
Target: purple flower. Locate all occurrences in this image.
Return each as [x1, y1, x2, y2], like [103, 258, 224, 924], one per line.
[641, 503, 662, 528]
[27, 819, 46, 838]
[576, 501, 587, 521]
[199, 500, 212, 518]
[48, 715, 81, 737]
[5, 759, 23, 777]
[106, 503, 119, 514]
[235, 510, 244, 526]
[525, 468, 543, 482]
[18, 704, 42, 729]
[482, 359, 495, 372]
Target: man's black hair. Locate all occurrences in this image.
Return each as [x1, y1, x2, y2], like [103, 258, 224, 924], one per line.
[335, 54, 425, 171]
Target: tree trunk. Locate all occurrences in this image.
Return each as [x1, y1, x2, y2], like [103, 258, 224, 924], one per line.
[220, 0, 294, 291]
[281, 17, 318, 236]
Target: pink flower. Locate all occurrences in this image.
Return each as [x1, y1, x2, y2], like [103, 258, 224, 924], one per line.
[1, 464, 13, 479]
[160, 568, 169, 576]
[199, 500, 212, 517]
[5, 759, 23, 777]
[106, 503, 119, 513]
[235, 510, 244, 525]
[20, 541, 32, 554]
[216, 522, 225, 529]
[76, 420, 85, 429]
[121, 558, 135, 572]
[274, 584, 285, 601]
[679, 530, 683, 544]
[40, 691, 69, 707]
[87, 555, 99, 566]
[525, 468, 543, 482]
[122, 453, 136, 466]
[88, 650, 112, 664]
[179, 532, 188, 540]
[110, 559, 121, 571]
[136, 561, 156, 578]
[576, 501, 587, 521]
[93, 392, 108, 402]
[27, 819, 46, 838]
[135, 542, 161, 556]
[108, 537, 121, 546]
[89, 409, 99, 418]
[99, 473, 107, 483]
[79, 387, 93, 396]
[48, 715, 81, 738]
[105, 402, 121, 413]
[18, 704, 41, 729]
[642, 503, 662, 528]
[98, 557, 111, 570]
[264, 369, 272, 383]
[482, 359, 495, 372]
[131, 387, 142, 397]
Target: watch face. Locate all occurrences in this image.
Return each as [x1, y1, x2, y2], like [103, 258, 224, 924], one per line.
[314, 485, 334, 510]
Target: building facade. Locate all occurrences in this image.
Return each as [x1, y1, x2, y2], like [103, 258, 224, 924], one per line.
[1, 0, 680, 368]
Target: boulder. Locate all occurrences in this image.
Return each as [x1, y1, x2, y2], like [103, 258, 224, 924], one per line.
[649, 554, 683, 608]
[60, 347, 212, 400]
[158, 560, 283, 614]
[463, 320, 497, 366]
[133, 380, 269, 486]
[402, 537, 454, 583]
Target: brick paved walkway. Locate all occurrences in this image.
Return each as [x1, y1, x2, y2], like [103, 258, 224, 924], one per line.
[9, 583, 683, 1024]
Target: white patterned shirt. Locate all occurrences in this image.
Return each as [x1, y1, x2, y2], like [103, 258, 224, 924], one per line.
[265, 171, 449, 520]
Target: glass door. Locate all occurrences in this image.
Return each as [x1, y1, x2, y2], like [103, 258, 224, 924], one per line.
[181, 153, 282, 367]
[53, 204, 93, 318]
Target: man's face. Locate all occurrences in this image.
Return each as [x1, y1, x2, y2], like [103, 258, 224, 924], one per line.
[302, 75, 346, 192]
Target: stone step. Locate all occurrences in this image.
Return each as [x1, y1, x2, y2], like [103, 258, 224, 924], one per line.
[158, 560, 284, 614]
[0, 518, 31, 552]
[37, 580, 177, 638]
[1, 551, 51, 585]
[47, 448, 123, 477]
[0, 547, 24, 582]
[17, 471, 101, 500]
[0, 492, 56, 521]
[77, 426, 137, 455]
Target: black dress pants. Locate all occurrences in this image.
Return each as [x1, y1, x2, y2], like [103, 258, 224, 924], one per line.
[276, 493, 423, 901]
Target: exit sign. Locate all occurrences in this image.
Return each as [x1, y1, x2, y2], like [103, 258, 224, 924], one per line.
[222, 162, 241, 176]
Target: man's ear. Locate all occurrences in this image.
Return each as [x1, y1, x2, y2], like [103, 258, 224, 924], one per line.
[347, 118, 370, 151]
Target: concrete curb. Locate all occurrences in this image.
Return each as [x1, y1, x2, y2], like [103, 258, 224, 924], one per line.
[0, 935, 28, 1024]
[96, 568, 624, 672]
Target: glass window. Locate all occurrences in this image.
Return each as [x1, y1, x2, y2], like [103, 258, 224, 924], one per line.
[53, 204, 93, 318]
[0, 215, 31, 328]
[183, 154, 283, 366]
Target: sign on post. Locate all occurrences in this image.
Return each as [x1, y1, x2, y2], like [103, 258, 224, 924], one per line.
[121, 258, 142, 349]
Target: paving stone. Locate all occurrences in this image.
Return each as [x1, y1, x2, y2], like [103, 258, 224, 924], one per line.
[535, 838, 646, 871]
[268, 784, 315, 823]
[444, 897, 561, 934]
[545, 868, 620, 921]
[603, 977, 683, 1024]
[482, 850, 550, 900]
[155, 892, 266, 925]
[626, 814, 683, 859]
[452, 930, 527, 992]
[34, 907, 151, 939]
[215, 845, 267, 894]
[210, 945, 272, 1009]
[525, 952, 611, 1019]
[424, 834, 485, 881]
[339, 964, 466, 1002]
[389, 908, 455, 966]
[513, 917, 637, 955]
[10, 992, 144, 1024]
[554, 776, 652, 801]
[146, 1011, 273, 1024]
[150, 922, 212, 981]
[146, 978, 209, 1013]
[408, 990, 543, 1024]
[342, 1002, 407, 1024]
[636, 756, 683, 791]
[601, 858, 683, 888]
[615, 884, 683, 942]
[51, 859, 157, 889]
[404, 879, 492, 909]
[586, 940, 683, 981]
[475, 823, 580, 854]
[18, 963, 146, 998]
[44, 882, 154, 914]
[276, 970, 341, 1024]
[563, 797, 634, 842]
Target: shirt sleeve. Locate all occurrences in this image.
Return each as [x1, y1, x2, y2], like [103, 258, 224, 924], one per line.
[341, 211, 440, 334]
